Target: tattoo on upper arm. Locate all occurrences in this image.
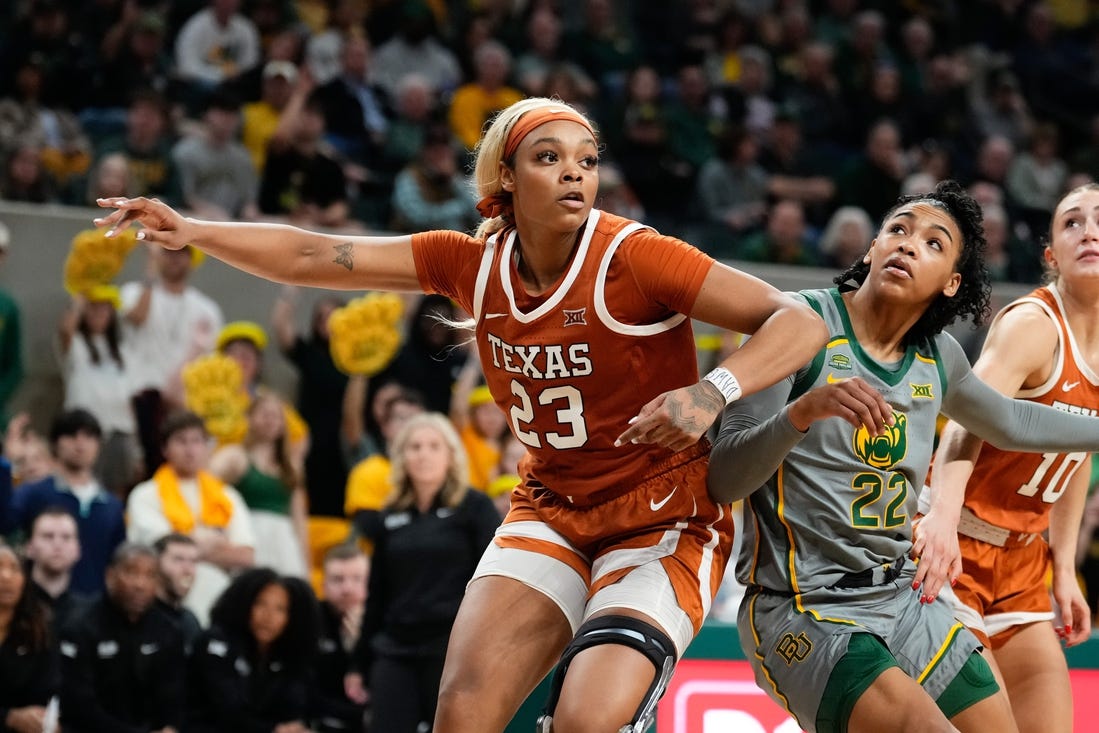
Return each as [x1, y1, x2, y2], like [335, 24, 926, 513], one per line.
[333, 242, 354, 271]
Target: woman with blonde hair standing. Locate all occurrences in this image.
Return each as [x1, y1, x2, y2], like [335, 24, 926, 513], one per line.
[348, 412, 499, 732]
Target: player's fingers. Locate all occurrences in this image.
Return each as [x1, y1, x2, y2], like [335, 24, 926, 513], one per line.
[911, 560, 927, 591]
[641, 417, 693, 450]
[615, 413, 657, 446]
[95, 196, 129, 210]
[947, 557, 962, 590]
[835, 390, 880, 431]
[1069, 607, 1091, 646]
[909, 533, 925, 561]
[133, 227, 175, 246]
[848, 381, 892, 433]
[93, 207, 130, 231]
[615, 395, 669, 445]
[921, 563, 948, 599]
[656, 429, 697, 453]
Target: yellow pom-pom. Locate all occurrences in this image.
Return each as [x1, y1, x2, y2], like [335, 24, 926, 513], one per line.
[327, 293, 404, 376]
[63, 228, 138, 294]
[181, 354, 248, 443]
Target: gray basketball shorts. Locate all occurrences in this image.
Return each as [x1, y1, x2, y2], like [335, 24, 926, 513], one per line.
[736, 570, 982, 732]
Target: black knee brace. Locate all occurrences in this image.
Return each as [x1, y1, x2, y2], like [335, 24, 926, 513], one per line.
[536, 615, 677, 732]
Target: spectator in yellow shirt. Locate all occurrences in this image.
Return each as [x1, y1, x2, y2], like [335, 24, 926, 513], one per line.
[242, 60, 306, 173]
[447, 40, 524, 150]
[343, 387, 424, 521]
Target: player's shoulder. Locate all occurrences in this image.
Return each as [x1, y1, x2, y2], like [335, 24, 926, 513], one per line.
[598, 211, 703, 260]
[988, 297, 1060, 350]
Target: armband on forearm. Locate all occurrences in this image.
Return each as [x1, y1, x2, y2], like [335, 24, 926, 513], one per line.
[702, 367, 743, 406]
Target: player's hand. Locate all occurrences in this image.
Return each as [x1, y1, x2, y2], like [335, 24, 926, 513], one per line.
[787, 377, 893, 434]
[615, 382, 724, 452]
[1053, 569, 1091, 647]
[909, 509, 962, 603]
[94, 197, 195, 251]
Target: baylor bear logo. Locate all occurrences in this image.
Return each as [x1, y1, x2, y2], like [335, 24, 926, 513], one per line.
[776, 632, 813, 664]
[852, 412, 907, 470]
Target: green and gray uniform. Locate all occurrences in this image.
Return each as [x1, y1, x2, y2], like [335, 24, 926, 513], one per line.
[709, 288, 1099, 732]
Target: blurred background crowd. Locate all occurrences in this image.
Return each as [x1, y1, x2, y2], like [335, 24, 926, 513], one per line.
[6, 0, 1099, 731]
[5, 0, 1099, 274]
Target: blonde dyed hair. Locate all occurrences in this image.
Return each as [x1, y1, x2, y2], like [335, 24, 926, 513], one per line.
[472, 97, 600, 239]
[386, 412, 470, 511]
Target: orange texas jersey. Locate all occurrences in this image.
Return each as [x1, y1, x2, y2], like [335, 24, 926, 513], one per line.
[965, 285, 1099, 534]
[413, 208, 714, 502]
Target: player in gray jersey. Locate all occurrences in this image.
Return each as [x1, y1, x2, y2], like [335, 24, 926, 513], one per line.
[709, 181, 1099, 733]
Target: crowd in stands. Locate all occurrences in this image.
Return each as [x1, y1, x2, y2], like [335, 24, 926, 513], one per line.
[5, 0, 1099, 730]
[2, 0, 1099, 275]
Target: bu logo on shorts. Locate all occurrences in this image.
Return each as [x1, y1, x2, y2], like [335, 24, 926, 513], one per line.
[775, 632, 813, 665]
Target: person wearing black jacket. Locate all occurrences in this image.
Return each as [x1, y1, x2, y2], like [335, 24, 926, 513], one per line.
[311, 544, 369, 732]
[188, 568, 320, 733]
[59, 543, 185, 733]
[25, 507, 91, 633]
[347, 413, 500, 733]
[152, 533, 204, 655]
[0, 539, 60, 733]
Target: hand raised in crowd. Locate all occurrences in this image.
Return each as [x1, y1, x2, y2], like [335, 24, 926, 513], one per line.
[58, 294, 85, 340]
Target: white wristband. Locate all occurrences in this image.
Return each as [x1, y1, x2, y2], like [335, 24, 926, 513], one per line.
[702, 367, 743, 406]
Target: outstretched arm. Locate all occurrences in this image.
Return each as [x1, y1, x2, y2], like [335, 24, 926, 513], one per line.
[95, 197, 423, 292]
[617, 264, 828, 451]
[708, 374, 892, 503]
[943, 368, 1099, 450]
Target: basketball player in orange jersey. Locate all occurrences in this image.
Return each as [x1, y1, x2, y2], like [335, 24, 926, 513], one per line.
[915, 183, 1099, 733]
[94, 97, 828, 732]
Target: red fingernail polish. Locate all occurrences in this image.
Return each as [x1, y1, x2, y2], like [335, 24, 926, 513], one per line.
[950, 578, 957, 586]
[912, 581, 920, 591]
[1066, 626, 1072, 634]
